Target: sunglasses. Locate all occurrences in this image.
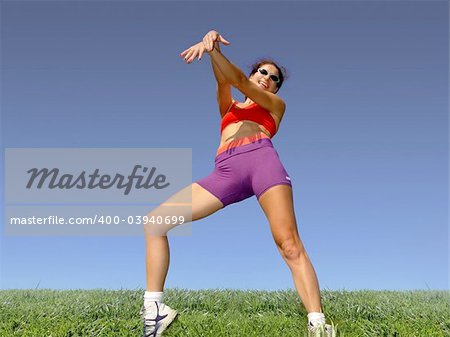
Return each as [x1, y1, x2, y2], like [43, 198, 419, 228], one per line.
[257, 68, 280, 84]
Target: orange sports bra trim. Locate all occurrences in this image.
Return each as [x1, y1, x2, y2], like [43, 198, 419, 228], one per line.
[220, 101, 278, 137]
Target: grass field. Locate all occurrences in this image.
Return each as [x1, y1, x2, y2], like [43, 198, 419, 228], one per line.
[0, 289, 448, 337]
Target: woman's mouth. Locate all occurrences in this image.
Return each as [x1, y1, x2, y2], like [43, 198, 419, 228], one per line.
[259, 81, 268, 89]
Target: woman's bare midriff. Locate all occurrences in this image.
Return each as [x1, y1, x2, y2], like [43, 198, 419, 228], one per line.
[216, 120, 274, 155]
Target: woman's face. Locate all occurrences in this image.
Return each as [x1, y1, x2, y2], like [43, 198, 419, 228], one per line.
[250, 64, 280, 94]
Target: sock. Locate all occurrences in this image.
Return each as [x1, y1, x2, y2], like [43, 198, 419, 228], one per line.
[144, 291, 164, 309]
[307, 312, 326, 328]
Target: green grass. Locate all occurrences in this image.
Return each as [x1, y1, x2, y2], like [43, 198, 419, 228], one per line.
[0, 289, 448, 337]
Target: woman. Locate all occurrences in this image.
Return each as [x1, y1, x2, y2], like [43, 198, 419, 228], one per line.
[140, 30, 334, 337]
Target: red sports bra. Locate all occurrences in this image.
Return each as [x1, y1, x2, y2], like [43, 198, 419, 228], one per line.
[220, 101, 277, 137]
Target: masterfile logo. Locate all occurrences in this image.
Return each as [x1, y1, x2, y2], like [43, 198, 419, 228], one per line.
[6, 148, 191, 203]
[26, 165, 170, 196]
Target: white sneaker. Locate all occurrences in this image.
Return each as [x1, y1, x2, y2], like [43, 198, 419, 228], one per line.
[140, 301, 178, 337]
[308, 322, 335, 337]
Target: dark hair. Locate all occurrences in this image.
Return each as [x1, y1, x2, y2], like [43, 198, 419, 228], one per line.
[248, 58, 288, 92]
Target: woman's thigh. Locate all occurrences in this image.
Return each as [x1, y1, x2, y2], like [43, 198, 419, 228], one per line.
[258, 184, 304, 253]
[191, 182, 224, 220]
[144, 182, 224, 235]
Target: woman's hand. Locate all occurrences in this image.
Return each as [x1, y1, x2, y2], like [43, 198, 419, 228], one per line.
[202, 30, 230, 52]
[180, 42, 206, 64]
[179, 31, 230, 64]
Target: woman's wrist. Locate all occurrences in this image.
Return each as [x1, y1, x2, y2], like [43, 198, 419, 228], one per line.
[208, 45, 219, 55]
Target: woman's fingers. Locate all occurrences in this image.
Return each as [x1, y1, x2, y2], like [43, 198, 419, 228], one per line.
[183, 49, 192, 58]
[206, 36, 212, 51]
[202, 37, 208, 52]
[186, 49, 197, 63]
[206, 32, 217, 51]
[180, 47, 190, 57]
[184, 49, 196, 63]
[198, 48, 205, 61]
[202, 37, 209, 52]
[210, 33, 218, 48]
[203, 40, 211, 52]
[180, 44, 197, 58]
[182, 31, 224, 63]
[218, 34, 230, 45]
[189, 50, 199, 63]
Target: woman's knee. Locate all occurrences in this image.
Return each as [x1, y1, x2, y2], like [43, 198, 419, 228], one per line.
[143, 204, 189, 236]
[278, 236, 306, 261]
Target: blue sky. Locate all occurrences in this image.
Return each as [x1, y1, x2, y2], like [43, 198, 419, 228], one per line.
[0, 1, 448, 291]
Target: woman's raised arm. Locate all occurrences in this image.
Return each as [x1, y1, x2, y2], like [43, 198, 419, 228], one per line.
[180, 32, 233, 117]
[210, 42, 233, 117]
[204, 32, 285, 116]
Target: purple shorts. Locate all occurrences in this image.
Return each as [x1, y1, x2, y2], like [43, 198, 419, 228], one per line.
[195, 138, 292, 207]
